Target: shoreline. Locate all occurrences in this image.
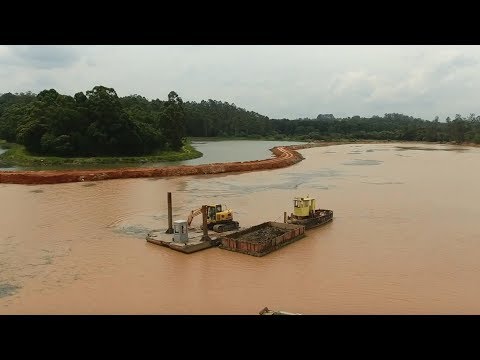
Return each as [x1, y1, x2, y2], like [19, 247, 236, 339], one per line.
[0, 140, 477, 185]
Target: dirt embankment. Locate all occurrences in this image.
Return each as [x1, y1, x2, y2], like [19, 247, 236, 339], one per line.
[0, 144, 323, 185]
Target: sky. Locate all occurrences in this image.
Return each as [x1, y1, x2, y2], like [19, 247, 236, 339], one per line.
[1, 45, 479, 120]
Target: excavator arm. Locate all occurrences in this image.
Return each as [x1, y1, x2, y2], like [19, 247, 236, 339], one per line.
[187, 207, 203, 227]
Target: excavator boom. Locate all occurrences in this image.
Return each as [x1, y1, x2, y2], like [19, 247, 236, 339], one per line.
[187, 207, 203, 227]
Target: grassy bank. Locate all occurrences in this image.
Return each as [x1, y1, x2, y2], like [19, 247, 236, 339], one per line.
[0, 140, 203, 167]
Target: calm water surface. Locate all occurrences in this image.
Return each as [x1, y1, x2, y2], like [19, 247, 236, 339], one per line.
[1, 142, 479, 314]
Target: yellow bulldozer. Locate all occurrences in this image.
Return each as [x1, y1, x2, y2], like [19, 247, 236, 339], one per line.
[187, 204, 240, 233]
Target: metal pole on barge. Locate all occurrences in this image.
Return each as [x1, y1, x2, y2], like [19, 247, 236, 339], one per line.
[201, 205, 211, 242]
[165, 192, 174, 234]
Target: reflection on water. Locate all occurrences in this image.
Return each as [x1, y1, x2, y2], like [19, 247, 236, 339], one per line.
[112, 224, 156, 239]
[0, 283, 20, 298]
[396, 145, 470, 152]
[343, 159, 383, 166]
[361, 180, 404, 185]
[1, 142, 480, 314]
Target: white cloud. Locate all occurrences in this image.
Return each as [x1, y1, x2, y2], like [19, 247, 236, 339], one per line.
[1, 45, 480, 120]
[0, 45, 11, 58]
[329, 71, 379, 98]
[2, 45, 83, 69]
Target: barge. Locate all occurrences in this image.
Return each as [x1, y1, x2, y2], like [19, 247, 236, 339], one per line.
[146, 223, 238, 254]
[146, 193, 240, 254]
[219, 221, 305, 257]
[146, 192, 334, 257]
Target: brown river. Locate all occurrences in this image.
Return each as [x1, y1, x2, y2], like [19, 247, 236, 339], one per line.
[1, 142, 479, 314]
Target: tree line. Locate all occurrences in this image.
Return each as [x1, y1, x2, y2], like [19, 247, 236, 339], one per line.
[1, 86, 479, 157]
[0, 86, 185, 156]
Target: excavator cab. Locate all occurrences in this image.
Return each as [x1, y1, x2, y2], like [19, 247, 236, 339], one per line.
[208, 204, 233, 223]
[208, 206, 217, 222]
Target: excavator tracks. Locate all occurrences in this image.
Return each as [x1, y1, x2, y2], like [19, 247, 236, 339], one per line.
[213, 221, 239, 233]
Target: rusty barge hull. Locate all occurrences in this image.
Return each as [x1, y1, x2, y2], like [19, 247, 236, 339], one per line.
[219, 221, 305, 257]
[288, 209, 333, 230]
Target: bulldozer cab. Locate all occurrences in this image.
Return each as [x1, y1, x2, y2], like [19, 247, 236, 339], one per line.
[293, 196, 316, 217]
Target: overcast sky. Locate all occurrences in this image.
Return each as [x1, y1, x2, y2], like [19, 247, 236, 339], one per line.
[1, 45, 479, 120]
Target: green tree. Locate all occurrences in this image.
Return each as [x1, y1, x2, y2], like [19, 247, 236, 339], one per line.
[16, 120, 48, 153]
[162, 91, 185, 150]
[85, 86, 143, 155]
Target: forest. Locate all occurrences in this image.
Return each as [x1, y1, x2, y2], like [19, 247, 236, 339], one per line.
[1, 86, 479, 158]
[0, 86, 185, 157]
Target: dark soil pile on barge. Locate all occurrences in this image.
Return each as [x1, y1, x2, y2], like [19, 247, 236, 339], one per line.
[236, 227, 286, 243]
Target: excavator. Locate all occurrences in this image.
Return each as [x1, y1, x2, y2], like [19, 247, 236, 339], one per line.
[187, 204, 240, 233]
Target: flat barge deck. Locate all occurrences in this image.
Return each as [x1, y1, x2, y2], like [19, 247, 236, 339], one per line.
[146, 227, 238, 254]
[219, 221, 305, 257]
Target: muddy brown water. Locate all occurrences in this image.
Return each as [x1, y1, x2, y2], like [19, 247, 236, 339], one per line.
[1, 142, 480, 314]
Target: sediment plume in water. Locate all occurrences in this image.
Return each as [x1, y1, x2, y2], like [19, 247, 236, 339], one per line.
[0, 144, 323, 185]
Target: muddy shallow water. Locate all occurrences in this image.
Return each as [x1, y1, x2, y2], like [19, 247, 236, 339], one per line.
[1, 142, 479, 314]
